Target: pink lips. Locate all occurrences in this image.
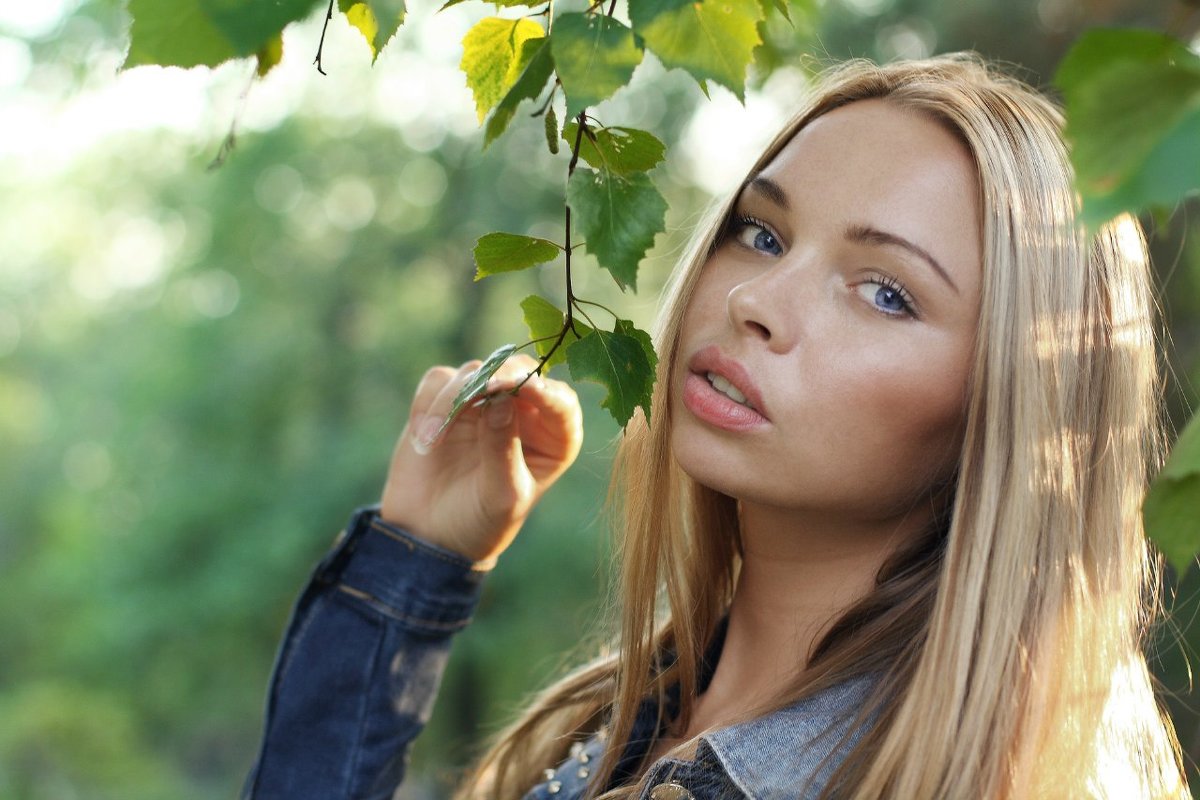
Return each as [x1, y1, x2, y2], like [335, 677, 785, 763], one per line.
[682, 346, 769, 431]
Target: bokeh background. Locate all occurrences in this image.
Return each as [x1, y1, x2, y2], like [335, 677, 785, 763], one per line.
[2, 0, 1198, 797]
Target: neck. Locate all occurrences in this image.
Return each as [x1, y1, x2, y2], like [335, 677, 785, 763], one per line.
[682, 501, 931, 736]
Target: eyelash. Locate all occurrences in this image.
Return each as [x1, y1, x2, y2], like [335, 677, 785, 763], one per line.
[728, 214, 920, 319]
[860, 272, 918, 319]
[729, 215, 782, 254]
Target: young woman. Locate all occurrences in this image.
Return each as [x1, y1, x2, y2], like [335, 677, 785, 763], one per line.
[243, 54, 1189, 799]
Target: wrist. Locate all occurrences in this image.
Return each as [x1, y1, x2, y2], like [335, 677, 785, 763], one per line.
[375, 506, 499, 570]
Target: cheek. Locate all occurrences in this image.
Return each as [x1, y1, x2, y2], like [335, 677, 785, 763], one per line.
[816, 345, 969, 489]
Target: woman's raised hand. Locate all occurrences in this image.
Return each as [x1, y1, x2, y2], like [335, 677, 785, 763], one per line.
[379, 354, 584, 566]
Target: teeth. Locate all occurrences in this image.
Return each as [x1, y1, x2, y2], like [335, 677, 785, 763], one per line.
[706, 371, 752, 408]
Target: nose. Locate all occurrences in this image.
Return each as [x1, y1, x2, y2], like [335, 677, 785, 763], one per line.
[726, 262, 802, 352]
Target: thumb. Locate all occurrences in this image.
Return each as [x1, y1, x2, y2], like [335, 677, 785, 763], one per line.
[477, 394, 533, 511]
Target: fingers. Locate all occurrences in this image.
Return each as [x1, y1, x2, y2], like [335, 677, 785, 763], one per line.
[409, 360, 480, 455]
[475, 392, 535, 514]
[484, 353, 542, 394]
[405, 353, 582, 460]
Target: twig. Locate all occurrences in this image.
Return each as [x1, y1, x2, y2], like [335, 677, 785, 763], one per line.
[314, 0, 336, 75]
[207, 63, 258, 170]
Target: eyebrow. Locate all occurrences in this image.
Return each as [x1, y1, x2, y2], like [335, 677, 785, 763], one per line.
[744, 175, 960, 295]
[844, 224, 959, 294]
[746, 175, 790, 210]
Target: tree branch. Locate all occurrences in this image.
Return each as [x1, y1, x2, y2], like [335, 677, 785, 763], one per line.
[314, 0, 336, 75]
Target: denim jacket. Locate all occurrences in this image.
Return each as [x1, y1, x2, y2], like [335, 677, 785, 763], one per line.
[243, 507, 876, 800]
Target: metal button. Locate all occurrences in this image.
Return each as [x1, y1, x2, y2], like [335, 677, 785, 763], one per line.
[649, 783, 694, 800]
[547, 779, 562, 794]
[577, 766, 590, 779]
[542, 768, 556, 781]
[569, 741, 584, 758]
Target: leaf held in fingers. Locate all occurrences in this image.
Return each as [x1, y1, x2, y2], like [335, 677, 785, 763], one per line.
[436, 344, 519, 440]
[567, 167, 667, 291]
[550, 13, 644, 118]
[461, 17, 547, 122]
[629, 0, 763, 100]
[565, 327, 655, 427]
[484, 37, 556, 147]
[521, 295, 592, 370]
[474, 232, 561, 279]
[1144, 412, 1200, 576]
[562, 122, 666, 174]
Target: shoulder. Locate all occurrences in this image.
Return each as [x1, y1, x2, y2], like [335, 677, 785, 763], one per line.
[523, 674, 880, 800]
[696, 673, 880, 800]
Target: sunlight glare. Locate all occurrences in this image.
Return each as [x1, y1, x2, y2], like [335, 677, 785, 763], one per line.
[679, 66, 810, 195]
[0, 0, 74, 38]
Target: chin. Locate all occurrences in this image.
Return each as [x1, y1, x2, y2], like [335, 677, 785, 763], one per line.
[670, 432, 747, 498]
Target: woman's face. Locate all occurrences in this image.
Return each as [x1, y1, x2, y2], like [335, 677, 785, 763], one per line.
[671, 99, 983, 525]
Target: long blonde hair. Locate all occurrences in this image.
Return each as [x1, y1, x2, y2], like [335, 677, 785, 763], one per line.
[456, 54, 1188, 799]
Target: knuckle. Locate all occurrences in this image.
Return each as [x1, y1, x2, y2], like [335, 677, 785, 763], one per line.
[512, 353, 539, 370]
[415, 366, 456, 397]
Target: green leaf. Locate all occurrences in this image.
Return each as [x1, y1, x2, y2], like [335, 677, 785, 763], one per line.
[565, 326, 655, 427]
[562, 122, 665, 175]
[567, 167, 667, 291]
[483, 37, 556, 147]
[521, 295, 592, 369]
[435, 344, 518, 440]
[125, 0, 238, 68]
[759, 0, 791, 23]
[439, 0, 535, 8]
[544, 106, 560, 155]
[629, 0, 763, 100]
[255, 34, 283, 77]
[550, 13, 643, 118]
[461, 17, 547, 123]
[1055, 29, 1200, 229]
[473, 233, 561, 279]
[614, 318, 658, 377]
[339, 0, 407, 62]
[1144, 412, 1200, 576]
[124, 0, 324, 68]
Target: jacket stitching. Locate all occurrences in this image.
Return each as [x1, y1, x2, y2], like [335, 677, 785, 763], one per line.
[336, 583, 473, 632]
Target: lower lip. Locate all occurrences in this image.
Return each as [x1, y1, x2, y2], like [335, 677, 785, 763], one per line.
[682, 373, 768, 432]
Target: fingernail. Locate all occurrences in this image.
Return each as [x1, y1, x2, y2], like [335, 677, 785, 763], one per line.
[486, 395, 514, 429]
[412, 415, 440, 455]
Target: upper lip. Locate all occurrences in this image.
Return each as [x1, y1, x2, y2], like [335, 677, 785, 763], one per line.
[688, 345, 769, 419]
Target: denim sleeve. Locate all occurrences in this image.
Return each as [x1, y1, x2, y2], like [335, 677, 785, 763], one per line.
[242, 506, 490, 800]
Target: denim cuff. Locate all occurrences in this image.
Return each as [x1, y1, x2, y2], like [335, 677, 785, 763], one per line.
[314, 506, 488, 635]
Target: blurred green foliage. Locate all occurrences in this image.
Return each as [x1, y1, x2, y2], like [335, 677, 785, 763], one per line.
[2, 0, 1200, 798]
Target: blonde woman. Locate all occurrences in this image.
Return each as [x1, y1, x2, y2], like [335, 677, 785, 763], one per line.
[243, 54, 1189, 799]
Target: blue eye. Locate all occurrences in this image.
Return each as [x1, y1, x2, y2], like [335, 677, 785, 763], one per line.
[854, 275, 916, 318]
[731, 215, 783, 256]
[874, 285, 907, 313]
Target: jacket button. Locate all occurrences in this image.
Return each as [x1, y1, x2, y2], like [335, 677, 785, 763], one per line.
[649, 783, 694, 800]
[546, 779, 562, 794]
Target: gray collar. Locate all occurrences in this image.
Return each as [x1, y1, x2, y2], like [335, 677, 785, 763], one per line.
[698, 674, 880, 799]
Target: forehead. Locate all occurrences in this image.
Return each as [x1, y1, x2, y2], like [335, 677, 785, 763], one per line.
[753, 98, 983, 286]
